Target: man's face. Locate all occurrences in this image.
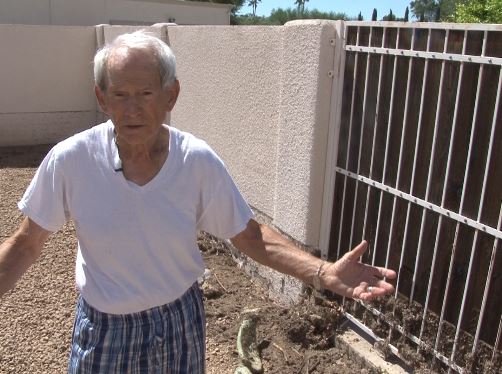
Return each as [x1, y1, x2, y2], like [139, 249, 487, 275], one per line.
[95, 47, 179, 146]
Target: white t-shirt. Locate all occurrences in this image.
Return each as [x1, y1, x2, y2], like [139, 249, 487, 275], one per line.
[18, 121, 253, 314]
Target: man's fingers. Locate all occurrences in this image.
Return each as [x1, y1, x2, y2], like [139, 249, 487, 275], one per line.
[362, 287, 391, 300]
[373, 266, 397, 280]
[345, 240, 368, 260]
[375, 279, 395, 293]
[344, 241, 397, 279]
[359, 281, 395, 300]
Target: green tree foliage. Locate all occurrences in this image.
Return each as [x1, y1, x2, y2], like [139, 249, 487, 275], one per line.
[409, 0, 456, 21]
[267, 7, 347, 24]
[358, 11, 363, 21]
[372, 8, 378, 21]
[435, 6, 441, 20]
[383, 9, 397, 20]
[404, 6, 410, 21]
[440, 0, 457, 20]
[234, 14, 269, 24]
[410, 0, 439, 21]
[452, 0, 502, 23]
[235, 7, 347, 25]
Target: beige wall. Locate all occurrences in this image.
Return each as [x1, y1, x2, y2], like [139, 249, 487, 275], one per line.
[168, 21, 339, 248]
[0, 21, 342, 304]
[168, 25, 283, 221]
[0, 24, 96, 146]
[0, 22, 340, 247]
[0, 0, 51, 25]
[0, 0, 231, 26]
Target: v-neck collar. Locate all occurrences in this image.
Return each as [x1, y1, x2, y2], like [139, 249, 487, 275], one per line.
[109, 122, 174, 193]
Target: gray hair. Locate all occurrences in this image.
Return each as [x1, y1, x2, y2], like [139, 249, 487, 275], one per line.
[93, 30, 176, 91]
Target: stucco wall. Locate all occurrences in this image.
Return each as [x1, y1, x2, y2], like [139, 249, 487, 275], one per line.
[0, 22, 340, 249]
[168, 21, 338, 247]
[0, 0, 231, 26]
[105, 0, 231, 26]
[0, 24, 96, 146]
[168, 25, 283, 221]
[0, 21, 341, 304]
[273, 20, 336, 246]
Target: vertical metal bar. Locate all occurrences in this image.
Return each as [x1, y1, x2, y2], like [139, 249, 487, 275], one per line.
[457, 32, 487, 213]
[348, 26, 374, 250]
[470, 46, 502, 356]
[396, 28, 432, 302]
[446, 228, 462, 374]
[494, 316, 502, 361]
[338, 26, 361, 311]
[450, 29, 488, 365]
[374, 29, 400, 269]
[336, 26, 361, 261]
[388, 26, 418, 355]
[380, 26, 417, 350]
[362, 28, 387, 265]
[410, 29, 448, 304]
[473, 71, 501, 225]
[319, 20, 347, 256]
[391, 30, 416, 299]
[474, 204, 502, 354]
[416, 29, 450, 344]
[408, 29, 432, 197]
[434, 29, 469, 356]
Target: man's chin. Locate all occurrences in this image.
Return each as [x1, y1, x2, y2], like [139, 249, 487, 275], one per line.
[116, 132, 152, 146]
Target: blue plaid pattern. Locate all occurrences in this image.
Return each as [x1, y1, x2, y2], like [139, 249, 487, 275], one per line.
[68, 282, 205, 373]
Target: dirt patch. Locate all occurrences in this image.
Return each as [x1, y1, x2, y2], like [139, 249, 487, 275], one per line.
[2, 145, 500, 374]
[0, 146, 369, 374]
[346, 291, 501, 373]
[199, 234, 371, 374]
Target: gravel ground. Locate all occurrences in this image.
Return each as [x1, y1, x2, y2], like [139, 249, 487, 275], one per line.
[0, 145, 368, 374]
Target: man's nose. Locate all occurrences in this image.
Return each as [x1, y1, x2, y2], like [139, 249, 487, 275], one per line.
[125, 96, 143, 116]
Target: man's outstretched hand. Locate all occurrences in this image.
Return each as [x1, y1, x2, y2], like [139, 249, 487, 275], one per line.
[322, 240, 397, 301]
[231, 221, 397, 302]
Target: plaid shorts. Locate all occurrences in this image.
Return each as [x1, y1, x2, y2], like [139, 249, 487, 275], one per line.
[68, 282, 206, 373]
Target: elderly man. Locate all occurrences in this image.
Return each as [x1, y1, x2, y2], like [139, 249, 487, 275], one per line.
[0, 31, 396, 373]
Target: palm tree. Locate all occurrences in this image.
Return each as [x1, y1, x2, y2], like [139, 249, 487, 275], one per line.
[248, 0, 261, 17]
[294, 0, 309, 15]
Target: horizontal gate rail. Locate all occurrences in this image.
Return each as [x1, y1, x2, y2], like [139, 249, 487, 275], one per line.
[345, 21, 502, 31]
[345, 45, 502, 66]
[334, 168, 502, 241]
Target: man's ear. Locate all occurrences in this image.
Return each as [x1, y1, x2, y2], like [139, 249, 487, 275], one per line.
[94, 85, 109, 114]
[165, 79, 180, 112]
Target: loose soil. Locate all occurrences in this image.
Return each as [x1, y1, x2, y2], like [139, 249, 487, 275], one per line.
[0, 145, 368, 374]
[3, 146, 499, 373]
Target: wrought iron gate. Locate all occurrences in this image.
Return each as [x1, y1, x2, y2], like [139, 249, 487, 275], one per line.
[328, 22, 502, 373]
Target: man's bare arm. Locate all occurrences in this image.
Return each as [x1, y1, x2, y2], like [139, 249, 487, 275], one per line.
[0, 217, 51, 297]
[230, 219, 396, 301]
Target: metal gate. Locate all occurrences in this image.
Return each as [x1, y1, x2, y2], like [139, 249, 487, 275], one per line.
[327, 22, 502, 373]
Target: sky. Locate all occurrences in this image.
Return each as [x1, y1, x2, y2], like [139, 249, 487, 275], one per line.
[239, 0, 412, 21]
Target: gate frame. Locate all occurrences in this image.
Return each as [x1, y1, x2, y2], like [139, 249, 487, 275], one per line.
[320, 20, 502, 374]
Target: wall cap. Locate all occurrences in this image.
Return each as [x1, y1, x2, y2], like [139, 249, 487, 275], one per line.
[285, 19, 341, 27]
